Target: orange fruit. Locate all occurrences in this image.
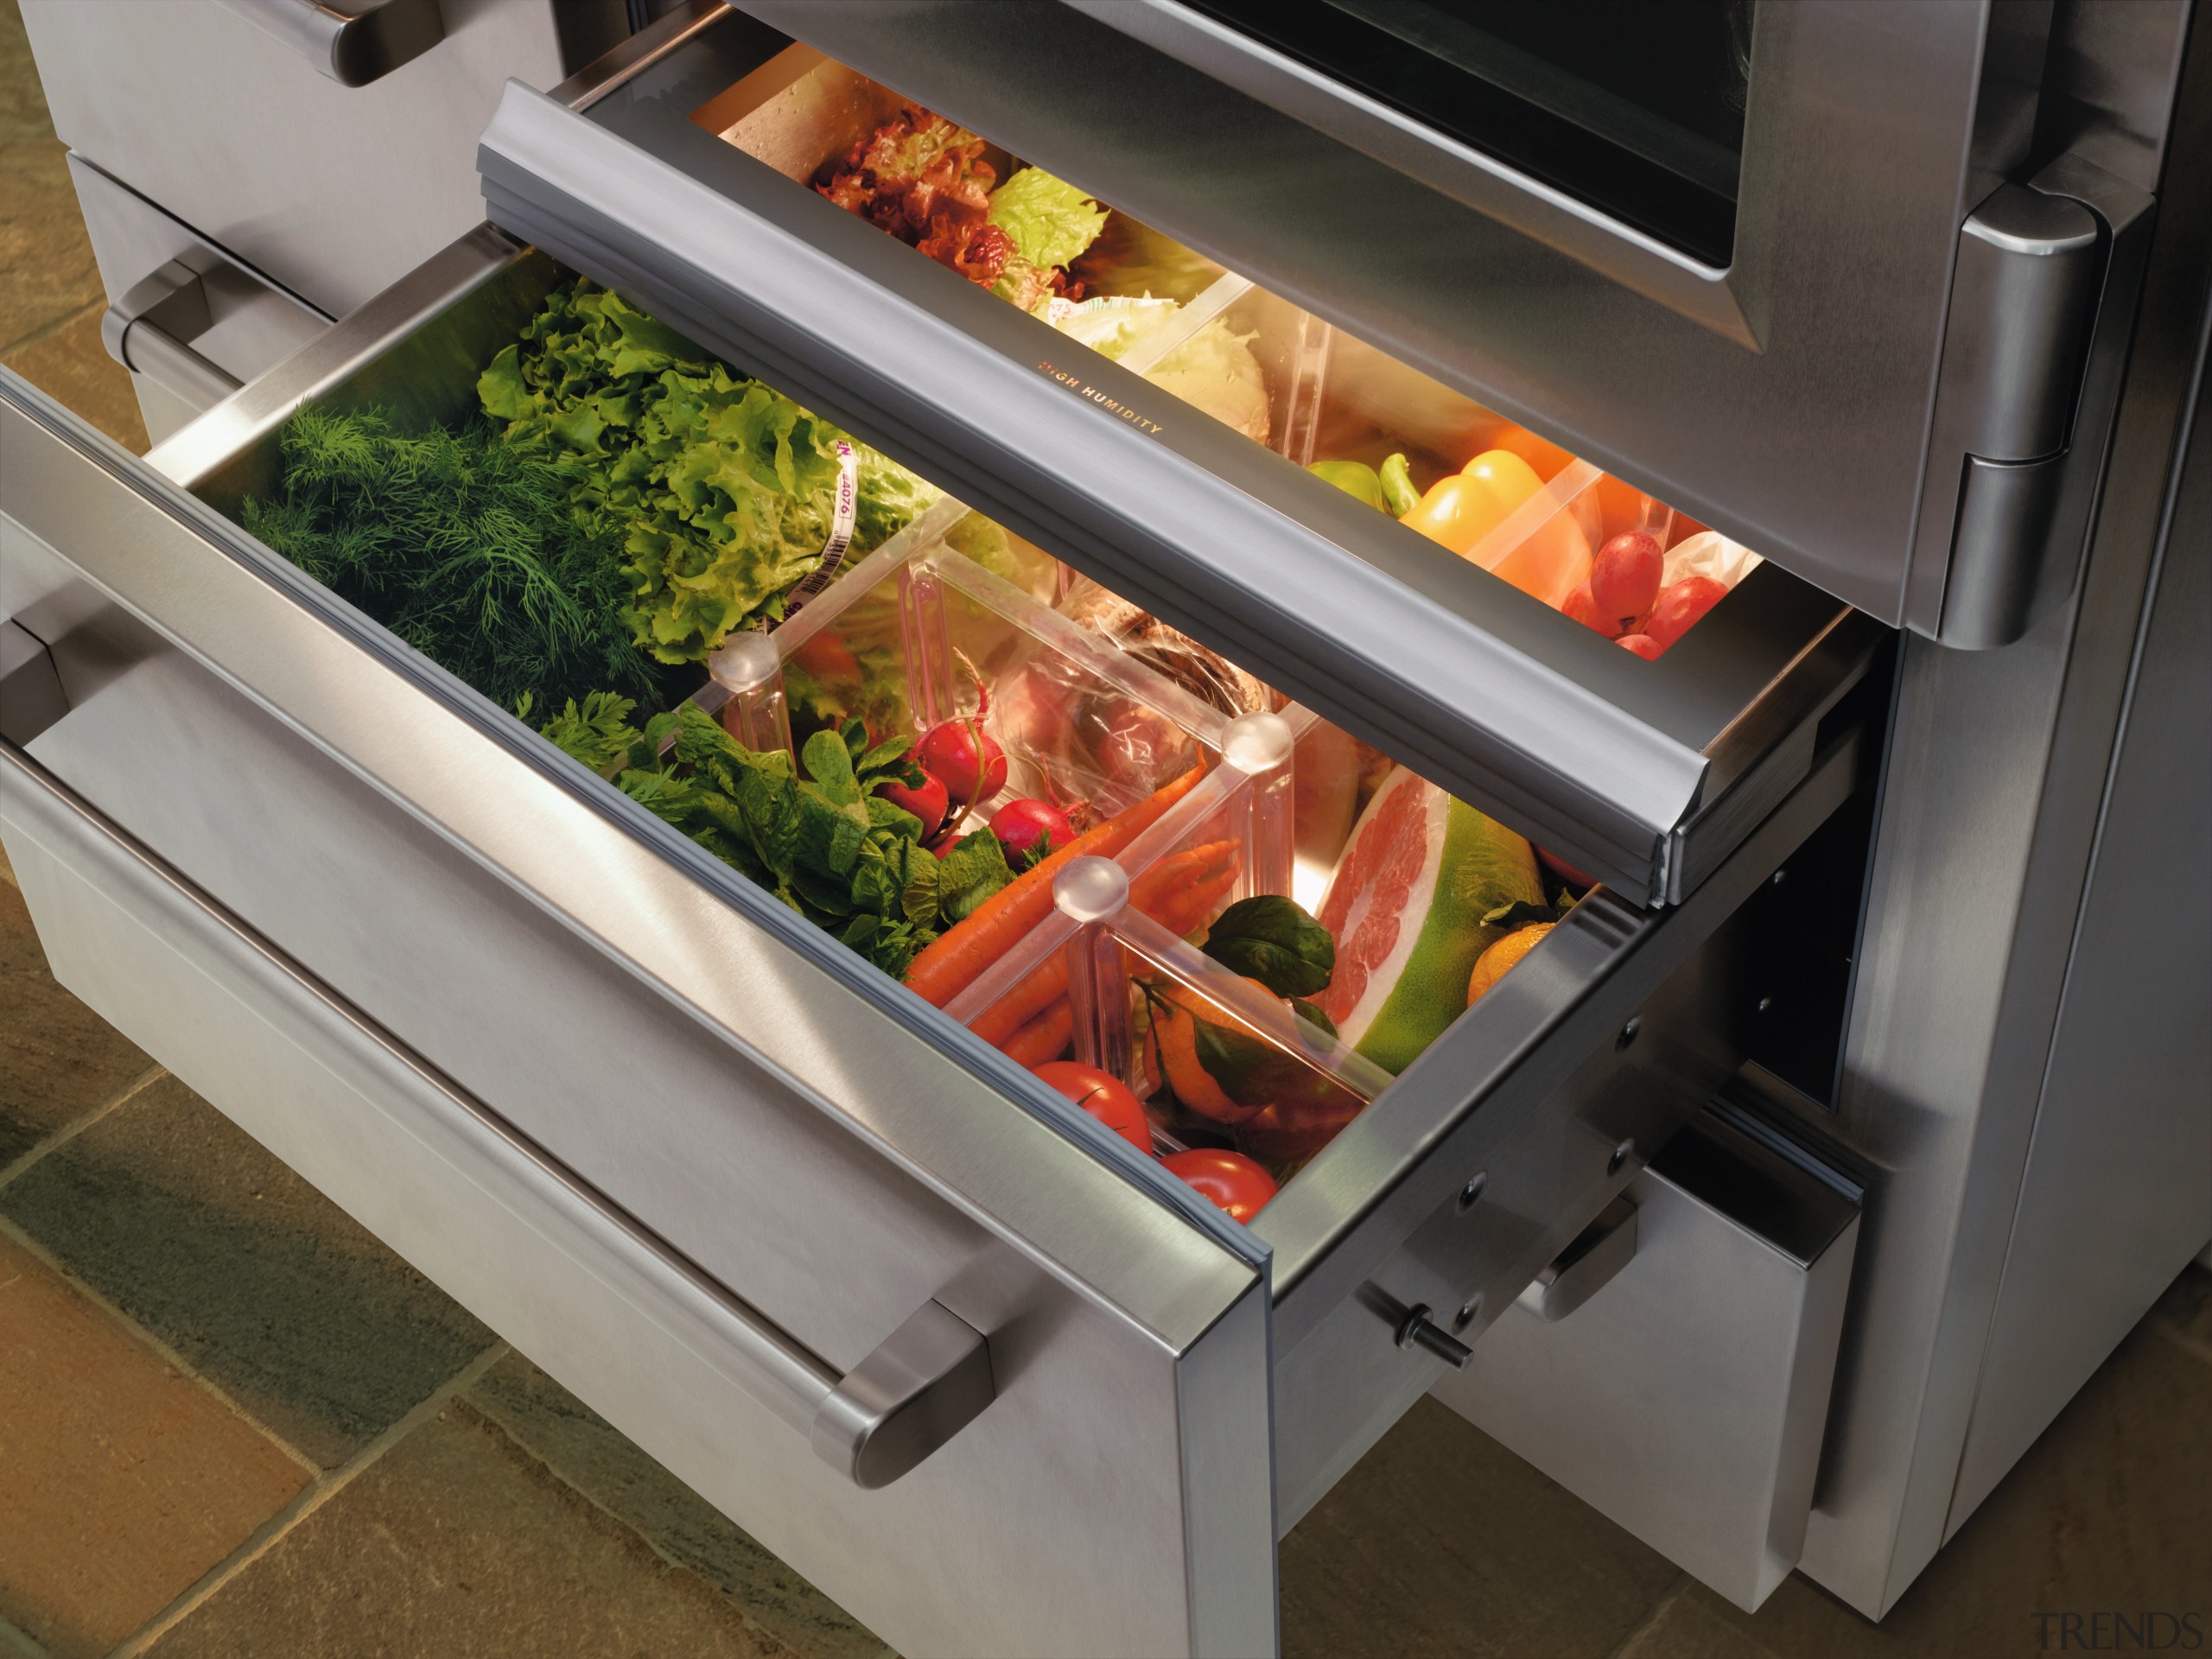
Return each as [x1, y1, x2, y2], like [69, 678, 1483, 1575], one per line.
[1152, 977, 1268, 1126]
[1467, 923, 1554, 1007]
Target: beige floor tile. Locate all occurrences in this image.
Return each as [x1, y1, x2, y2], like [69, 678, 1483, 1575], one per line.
[0, 0, 49, 147]
[146, 1400, 800, 1659]
[1279, 1396, 1682, 1659]
[0, 871, 154, 1171]
[467, 1353, 893, 1659]
[2, 301, 149, 454]
[0, 1230, 309, 1658]
[0, 134, 101, 356]
[2, 1077, 494, 1471]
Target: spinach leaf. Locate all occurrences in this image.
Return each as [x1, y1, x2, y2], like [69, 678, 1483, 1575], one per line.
[1201, 895, 1336, 998]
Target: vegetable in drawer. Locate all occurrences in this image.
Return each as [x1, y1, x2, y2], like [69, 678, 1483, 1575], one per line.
[478, 280, 937, 664]
[239, 409, 672, 714]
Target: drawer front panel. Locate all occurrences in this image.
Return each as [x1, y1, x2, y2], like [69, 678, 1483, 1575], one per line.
[0, 747, 1273, 1658]
[28, 643, 994, 1374]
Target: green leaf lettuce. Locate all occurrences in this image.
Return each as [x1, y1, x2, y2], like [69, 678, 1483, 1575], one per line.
[480, 281, 939, 665]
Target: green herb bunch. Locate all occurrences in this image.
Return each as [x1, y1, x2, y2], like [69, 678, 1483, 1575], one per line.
[242, 407, 671, 713]
[537, 698, 1017, 980]
[478, 281, 938, 665]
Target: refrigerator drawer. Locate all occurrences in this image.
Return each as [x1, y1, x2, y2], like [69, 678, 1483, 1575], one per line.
[0, 217, 1867, 1655]
[472, 11, 1885, 904]
[732, 3, 2162, 649]
[0, 745, 1264, 1659]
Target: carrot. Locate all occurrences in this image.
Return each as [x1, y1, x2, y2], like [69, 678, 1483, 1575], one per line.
[905, 763, 1206, 1007]
[996, 1001, 1074, 1068]
[969, 844, 1247, 1052]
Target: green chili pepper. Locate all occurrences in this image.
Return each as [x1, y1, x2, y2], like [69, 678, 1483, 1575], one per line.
[1378, 452, 1420, 518]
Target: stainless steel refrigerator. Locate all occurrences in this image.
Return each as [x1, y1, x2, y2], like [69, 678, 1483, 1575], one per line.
[3, 3, 2205, 1654]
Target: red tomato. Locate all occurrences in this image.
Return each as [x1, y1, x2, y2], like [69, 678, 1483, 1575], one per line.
[1033, 1061, 1152, 1153]
[1162, 1147, 1279, 1223]
[1644, 576, 1729, 650]
[1618, 632, 1663, 661]
[1590, 531, 1662, 629]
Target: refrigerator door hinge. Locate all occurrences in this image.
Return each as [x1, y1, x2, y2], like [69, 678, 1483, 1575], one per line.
[1909, 180, 2115, 647]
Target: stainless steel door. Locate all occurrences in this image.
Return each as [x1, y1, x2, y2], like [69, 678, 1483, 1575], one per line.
[472, 15, 1884, 904]
[733, 1, 2177, 645]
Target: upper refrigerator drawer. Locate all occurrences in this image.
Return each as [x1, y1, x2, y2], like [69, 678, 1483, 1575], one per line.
[724, 0, 2168, 647]
[474, 7, 1883, 904]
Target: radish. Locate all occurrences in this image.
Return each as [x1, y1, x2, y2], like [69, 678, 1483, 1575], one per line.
[991, 797, 1074, 862]
[875, 766, 949, 838]
[915, 652, 1008, 808]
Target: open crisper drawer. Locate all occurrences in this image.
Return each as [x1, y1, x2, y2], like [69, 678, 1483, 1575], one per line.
[1, 218, 1868, 1653]
[471, 5, 1884, 906]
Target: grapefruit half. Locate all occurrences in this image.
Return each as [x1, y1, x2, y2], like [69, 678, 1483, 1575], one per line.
[1313, 767, 1542, 1074]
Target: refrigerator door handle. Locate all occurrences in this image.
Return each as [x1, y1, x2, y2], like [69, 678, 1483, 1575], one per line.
[0, 733, 997, 1491]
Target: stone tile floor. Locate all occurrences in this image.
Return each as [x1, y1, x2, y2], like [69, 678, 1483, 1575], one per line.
[2, 3, 2208, 1653]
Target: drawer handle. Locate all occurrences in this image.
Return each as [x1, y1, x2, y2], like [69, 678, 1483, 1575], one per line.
[213, 0, 445, 87]
[0, 736, 995, 1491]
[813, 1300, 997, 1490]
[1516, 1195, 1639, 1323]
[100, 262, 244, 413]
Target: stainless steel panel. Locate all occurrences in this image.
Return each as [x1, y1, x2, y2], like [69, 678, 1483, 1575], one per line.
[0, 747, 1271, 1658]
[64, 155, 331, 448]
[153, 224, 552, 493]
[1430, 1103, 1862, 1613]
[1943, 276, 2212, 1533]
[477, 61, 1878, 902]
[3, 741, 1001, 1490]
[20, 0, 594, 316]
[1796, 23, 2212, 1614]
[732, 1, 2176, 632]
